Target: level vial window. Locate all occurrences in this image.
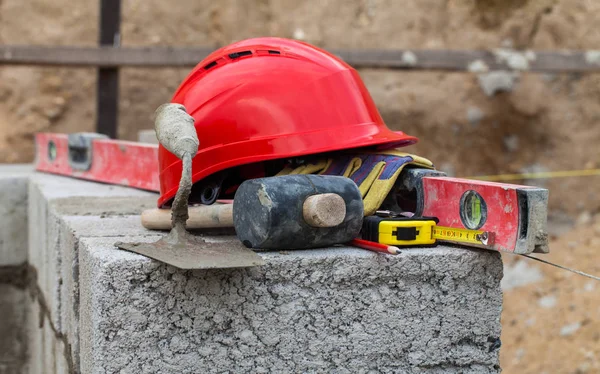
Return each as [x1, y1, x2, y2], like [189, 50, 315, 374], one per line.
[460, 190, 487, 230]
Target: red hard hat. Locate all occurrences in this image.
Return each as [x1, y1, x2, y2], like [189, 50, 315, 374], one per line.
[157, 37, 418, 207]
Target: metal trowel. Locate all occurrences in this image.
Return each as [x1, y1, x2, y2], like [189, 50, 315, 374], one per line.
[115, 103, 265, 269]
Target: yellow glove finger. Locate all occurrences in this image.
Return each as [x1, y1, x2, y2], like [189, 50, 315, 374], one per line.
[362, 165, 406, 216]
[342, 157, 362, 178]
[364, 149, 434, 168]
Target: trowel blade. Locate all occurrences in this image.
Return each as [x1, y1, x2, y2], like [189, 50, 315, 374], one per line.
[115, 235, 265, 269]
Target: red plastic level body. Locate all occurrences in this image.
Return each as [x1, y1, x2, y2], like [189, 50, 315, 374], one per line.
[421, 176, 548, 254]
[35, 133, 160, 192]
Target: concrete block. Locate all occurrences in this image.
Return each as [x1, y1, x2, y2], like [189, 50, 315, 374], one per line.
[59, 215, 159, 372]
[29, 173, 157, 200]
[26, 289, 70, 374]
[0, 165, 33, 374]
[26, 172, 159, 373]
[63, 215, 158, 238]
[28, 176, 61, 330]
[0, 285, 28, 374]
[138, 130, 158, 144]
[49, 196, 157, 217]
[0, 164, 34, 177]
[27, 172, 158, 324]
[20, 171, 504, 373]
[80, 237, 503, 374]
[0, 164, 32, 266]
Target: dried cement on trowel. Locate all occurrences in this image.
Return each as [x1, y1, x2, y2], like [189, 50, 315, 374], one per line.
[153, 103, 199, 160]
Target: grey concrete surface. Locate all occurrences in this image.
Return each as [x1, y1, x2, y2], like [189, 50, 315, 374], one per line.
[138, 129, 158, 144]
[26, 172, 158, 374]
[25, 289, 69, 374]
[0, 165, 32, 374]
[28, 172, 157, 328]
[80, 236, 503, 374]
[59, 215, 159, 372]
[0, 285, 28, 374]
[0, 164, 32, 266]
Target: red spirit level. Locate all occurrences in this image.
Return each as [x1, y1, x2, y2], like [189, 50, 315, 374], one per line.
[34, 132, 549, 255]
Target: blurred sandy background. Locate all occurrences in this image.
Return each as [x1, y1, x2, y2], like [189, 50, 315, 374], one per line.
[1, 1, 599, 372]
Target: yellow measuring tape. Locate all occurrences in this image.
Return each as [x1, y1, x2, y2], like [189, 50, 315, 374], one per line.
[432, 226, 488, 245]
[366, 216, 491, 247]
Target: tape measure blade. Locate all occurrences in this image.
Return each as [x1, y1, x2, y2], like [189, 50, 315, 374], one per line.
[433, 226, 493, 247]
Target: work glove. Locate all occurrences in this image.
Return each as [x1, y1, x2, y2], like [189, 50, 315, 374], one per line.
[276, 149, 434, 216]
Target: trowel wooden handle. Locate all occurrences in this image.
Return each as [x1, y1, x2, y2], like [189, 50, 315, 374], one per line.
[141, 193, 346, 230]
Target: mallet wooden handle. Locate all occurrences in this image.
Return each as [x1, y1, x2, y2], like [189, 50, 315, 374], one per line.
[142, 203, 234, 230]
[141, 193, 346, 230]
[302, 193, 346, 227]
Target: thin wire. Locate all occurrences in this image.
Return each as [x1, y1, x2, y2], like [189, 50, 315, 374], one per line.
[520, 254, 600, 282]
[469, 169, 600, 181]
[466, 168, 600, 280]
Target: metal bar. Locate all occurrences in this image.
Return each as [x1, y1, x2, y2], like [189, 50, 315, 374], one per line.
[0, 46, 213, 67]
[96, 0, 121, 138]
[1, 45, 600, 72]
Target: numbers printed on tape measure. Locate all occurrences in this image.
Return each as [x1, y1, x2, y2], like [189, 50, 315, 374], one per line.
[433, 226, 490, 245]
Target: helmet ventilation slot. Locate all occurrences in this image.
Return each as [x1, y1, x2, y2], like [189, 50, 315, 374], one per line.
[203, 61, 218, 70]
[228, 50, 252, 59]
[268, 50, 281, 55]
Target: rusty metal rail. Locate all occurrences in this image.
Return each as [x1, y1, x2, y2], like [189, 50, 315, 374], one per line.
[2, 45, 600, 73]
